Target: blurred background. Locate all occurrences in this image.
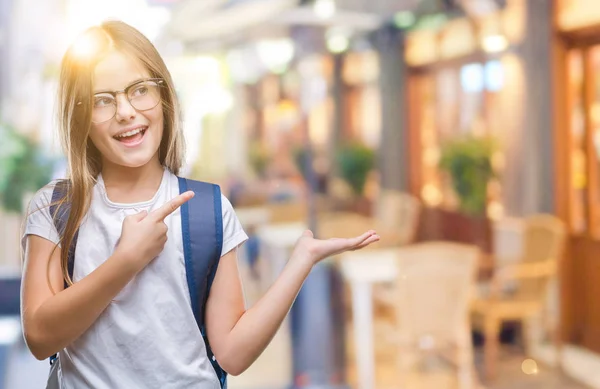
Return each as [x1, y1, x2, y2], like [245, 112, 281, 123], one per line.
[1, 0, 600, 388]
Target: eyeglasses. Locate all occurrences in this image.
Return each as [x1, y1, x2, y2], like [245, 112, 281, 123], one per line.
[89, 78, 164, 123]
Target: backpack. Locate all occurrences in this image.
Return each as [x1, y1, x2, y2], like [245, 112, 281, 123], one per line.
[46, 177, 227, 389]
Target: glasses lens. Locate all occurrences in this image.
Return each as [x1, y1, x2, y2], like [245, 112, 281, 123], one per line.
[128, 80, 162, 111]
[92, 94, 116, 123]
[90, 80, 163, 123]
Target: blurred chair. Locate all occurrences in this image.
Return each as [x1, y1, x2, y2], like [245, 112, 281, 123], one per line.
[321, 190, 421, 248]
[387, 242, 480, 388]
[373, 189, 421, 246]
[491, 217, 525, 268]
[471, 214, 567, 380]
[345, 190, 421, 323]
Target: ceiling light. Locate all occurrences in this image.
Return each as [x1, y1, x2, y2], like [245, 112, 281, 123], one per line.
[482, 34, 508, 53]
[327, 35, 349, 54]
[314, 0, 336, 20]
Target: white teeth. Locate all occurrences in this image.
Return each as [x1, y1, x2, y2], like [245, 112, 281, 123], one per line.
[115, 128, 145, 138]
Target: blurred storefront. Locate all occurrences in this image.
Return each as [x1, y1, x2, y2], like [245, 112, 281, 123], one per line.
[401, 1, 555, 252]
[554, 0, 600, 359]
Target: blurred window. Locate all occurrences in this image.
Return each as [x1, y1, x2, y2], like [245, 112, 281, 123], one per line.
[562, 45, 600, 238]
[567, 49, 588, 234]
[413, 59, 505, 214]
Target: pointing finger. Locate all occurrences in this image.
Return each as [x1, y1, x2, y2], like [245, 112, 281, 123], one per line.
[149, 191, 194, 222]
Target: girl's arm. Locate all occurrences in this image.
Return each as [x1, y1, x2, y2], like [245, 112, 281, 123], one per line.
[21, 235, 142, 360]
[21, 192, 193, 360]
[205, 230, 379, 376]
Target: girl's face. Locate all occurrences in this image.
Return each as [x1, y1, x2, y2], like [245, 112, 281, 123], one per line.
[89, 51, 164, 171]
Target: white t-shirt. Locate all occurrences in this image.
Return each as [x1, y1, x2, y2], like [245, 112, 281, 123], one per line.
[22, 168, 248, 389]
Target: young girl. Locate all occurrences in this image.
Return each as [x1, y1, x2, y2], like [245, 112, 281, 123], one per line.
[20, 20, 379, 388]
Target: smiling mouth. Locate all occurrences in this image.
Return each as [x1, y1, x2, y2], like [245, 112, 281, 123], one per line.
[113, 127, 148, 145]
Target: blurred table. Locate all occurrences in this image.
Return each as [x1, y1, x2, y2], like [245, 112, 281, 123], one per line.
[253, 213, 399, 389]
[339, 250, 397, 389]
[257, 222, 305, 284]
[338, 246, 495, 389]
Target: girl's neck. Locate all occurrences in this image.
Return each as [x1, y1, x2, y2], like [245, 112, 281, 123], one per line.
[100, 156, 165, 203]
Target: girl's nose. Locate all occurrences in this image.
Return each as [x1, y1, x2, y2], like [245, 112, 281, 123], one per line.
[115, 93, 136, 122]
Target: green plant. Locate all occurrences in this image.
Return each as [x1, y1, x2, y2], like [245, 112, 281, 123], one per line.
[439, 135, 497, 216]
[0, 123, 55, 213]
[248, 141, 270, 178]
[336, 143, 375, 197]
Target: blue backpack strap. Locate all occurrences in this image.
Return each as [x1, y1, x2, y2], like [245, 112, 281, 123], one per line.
[49, 180, 78, 366]
[49, 180, 77, 288]
[177, 177, 226, 388]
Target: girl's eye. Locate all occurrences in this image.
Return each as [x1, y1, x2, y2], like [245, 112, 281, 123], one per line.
[93, 95, 114, 108]
[130, 85, 149, 97]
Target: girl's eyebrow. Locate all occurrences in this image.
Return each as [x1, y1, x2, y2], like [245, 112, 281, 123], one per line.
[93, 78, 146, 94]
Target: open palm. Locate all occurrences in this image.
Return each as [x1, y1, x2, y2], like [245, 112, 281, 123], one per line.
[293, 230, 380, 265]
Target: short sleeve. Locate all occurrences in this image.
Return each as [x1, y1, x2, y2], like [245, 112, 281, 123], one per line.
[220, 193, 248, 257]
[21, 182, 61, 254]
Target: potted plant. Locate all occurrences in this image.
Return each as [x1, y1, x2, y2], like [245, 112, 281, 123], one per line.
[335, 142, 375, 214]
[0, 123, 55, 214]
[435, 135, 498, 252]
[0, 123, 55, 269]
[439, 135, 497, 216]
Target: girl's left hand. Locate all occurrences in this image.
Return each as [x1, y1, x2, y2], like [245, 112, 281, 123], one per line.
[291, 230, 380, 266]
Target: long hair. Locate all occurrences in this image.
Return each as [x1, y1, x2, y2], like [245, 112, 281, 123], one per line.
[54, 21, 185, 286]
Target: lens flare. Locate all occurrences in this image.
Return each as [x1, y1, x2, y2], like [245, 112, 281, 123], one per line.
[70, 31, 101, 60]
[521, 359, 538, 375]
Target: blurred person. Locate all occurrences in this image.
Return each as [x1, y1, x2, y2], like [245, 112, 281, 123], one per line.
[19, 21, 379, 389]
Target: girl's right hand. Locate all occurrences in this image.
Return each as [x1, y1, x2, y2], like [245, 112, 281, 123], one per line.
[116, 191, 195, 270]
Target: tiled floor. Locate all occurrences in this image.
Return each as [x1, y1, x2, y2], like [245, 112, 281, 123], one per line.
[475, 352, 585, 389]
[4, 337, 587, 389]
[352, 330, 586, 389]
[229, 334, 587, 389]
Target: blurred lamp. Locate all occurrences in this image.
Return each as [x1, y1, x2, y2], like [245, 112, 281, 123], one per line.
[226, 48, 261, 84]
[257, 39, 295, 74]
[326, 27, 351, 54]
[327, 35, 349, 54]
[482, 34, 508, 53]
[314, 0, 336, 20]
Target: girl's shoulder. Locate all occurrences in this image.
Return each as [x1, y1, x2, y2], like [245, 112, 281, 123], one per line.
[26, 180, 64, 214]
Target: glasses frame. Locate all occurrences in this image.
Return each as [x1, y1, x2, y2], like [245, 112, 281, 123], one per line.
[87, 78, 165, 124]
